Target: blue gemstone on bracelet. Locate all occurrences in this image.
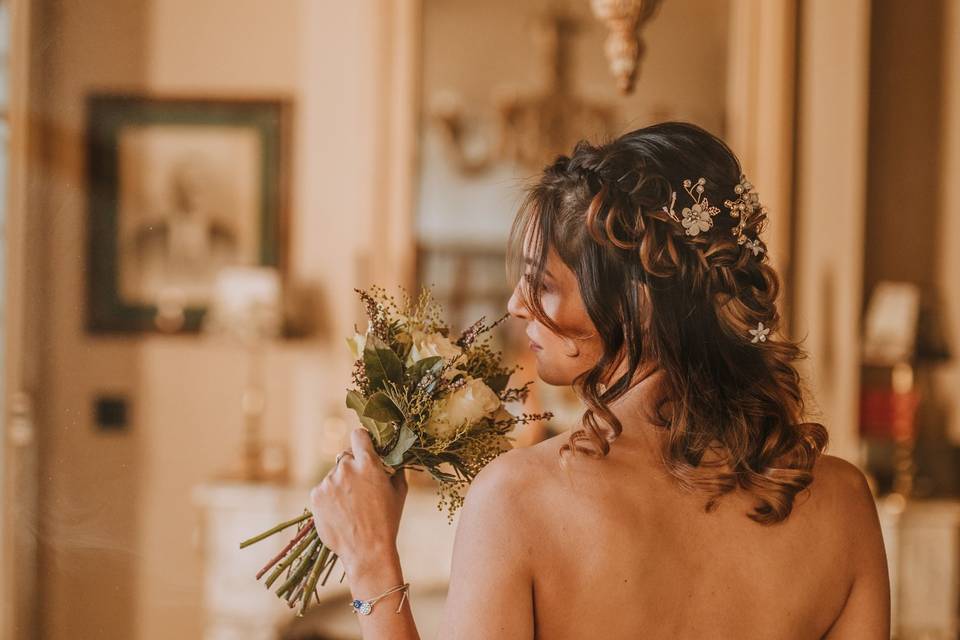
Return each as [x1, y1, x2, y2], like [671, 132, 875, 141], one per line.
[351, 600, 373, 615]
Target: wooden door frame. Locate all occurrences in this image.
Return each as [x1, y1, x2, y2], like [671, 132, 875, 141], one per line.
[791, 0, 872, 462]
[725, 0, 798, 327]
[1, 0, 45, 637]
[371, 0, 421, 292]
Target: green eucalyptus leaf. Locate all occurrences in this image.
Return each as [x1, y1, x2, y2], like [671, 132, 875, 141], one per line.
[382, 425, 417, 467]
[345, 390, 384, 446]
[407, 356, 442, 381]
[375, 420, 397, 445]
[363, 337, 403, 389]
[345, 389, 366, 415]
[363, 391, 403, 423]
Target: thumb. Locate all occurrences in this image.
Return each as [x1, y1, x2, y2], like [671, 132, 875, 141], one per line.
[350, 427, 377, 461]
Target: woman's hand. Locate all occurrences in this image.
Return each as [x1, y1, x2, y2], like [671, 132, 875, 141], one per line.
[308, 428, 408, 577]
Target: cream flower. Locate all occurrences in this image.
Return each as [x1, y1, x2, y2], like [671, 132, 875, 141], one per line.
[346, 330, 367, 360]
[407, 330, 461, 365]
[424, 378, 501, 439]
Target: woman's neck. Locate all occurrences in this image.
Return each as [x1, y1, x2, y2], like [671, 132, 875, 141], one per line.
[608, 363, 662, 411]
[595, 362, 667, 452]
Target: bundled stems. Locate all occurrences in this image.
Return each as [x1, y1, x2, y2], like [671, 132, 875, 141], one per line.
[299, 545, 331, 616]
[256, 519, 314, 580]
[240, 514, 344, 615]
[265, 528, 318, 588]
[277, 538, 320, 598]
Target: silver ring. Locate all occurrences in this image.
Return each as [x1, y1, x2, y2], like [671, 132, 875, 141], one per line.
[335, 451, 353, 465]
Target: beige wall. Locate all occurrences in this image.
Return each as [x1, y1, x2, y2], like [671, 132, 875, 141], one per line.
[34, 1, 400, 638]
[792, 0, 871, 461]
[37, 1, 148, 637]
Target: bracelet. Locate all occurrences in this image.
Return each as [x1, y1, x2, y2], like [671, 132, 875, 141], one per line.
[350, 582, 410, 616]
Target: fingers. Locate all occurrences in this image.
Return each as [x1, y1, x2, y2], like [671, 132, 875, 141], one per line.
[350, 427, 377, 462]
[308, 482, 325, 510]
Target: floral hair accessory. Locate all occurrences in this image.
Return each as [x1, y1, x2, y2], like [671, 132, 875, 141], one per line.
[749, 321, 771, 343]
[744, 238, 764, 257]
[662, 177, 721, 237]
[724, 175, 766, 244]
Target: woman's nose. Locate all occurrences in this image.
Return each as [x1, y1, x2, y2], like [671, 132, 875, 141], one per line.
[507, 283, 531, 320]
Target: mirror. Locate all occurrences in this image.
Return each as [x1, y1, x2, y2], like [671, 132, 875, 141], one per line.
[414, 0, 730, 430]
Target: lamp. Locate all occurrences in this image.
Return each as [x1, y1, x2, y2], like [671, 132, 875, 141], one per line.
[205, 266, 284, 482]
[860, 281, 953, 499]
[430, 11, 614, 173]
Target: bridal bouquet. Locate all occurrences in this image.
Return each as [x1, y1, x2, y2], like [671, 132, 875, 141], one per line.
[239, 287, 550, 615]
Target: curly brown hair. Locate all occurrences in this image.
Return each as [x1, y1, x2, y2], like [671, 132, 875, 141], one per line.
[507, 121, 827, 525]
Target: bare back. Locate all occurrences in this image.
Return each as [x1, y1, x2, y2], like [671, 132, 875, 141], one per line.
[442, 427, 890, 640]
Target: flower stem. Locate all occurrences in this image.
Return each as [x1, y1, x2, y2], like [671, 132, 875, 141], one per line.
[286, 581, 305, 608]
[256, 519, 313, 580]
[319, 553, 338, 587]
[240, 512, 312, 549]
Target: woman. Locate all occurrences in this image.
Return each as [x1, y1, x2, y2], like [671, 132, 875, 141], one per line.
[309, 122, 890, 639]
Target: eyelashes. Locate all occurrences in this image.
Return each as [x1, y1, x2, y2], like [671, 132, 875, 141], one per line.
[524, 272, 554, 295]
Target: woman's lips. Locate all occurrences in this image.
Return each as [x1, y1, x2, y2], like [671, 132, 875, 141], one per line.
[528, 337, 542, 351]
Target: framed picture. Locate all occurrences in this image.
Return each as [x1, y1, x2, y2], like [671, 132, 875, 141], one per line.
[86, 94, 290, 333]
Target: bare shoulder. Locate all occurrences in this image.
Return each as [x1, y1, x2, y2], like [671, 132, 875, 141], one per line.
[814, 454, 871, 487]
[809, 454, 877, 516]
[465, 433, 561, 504]
[460, 433, 567, 528]
[808, 462, 891, 635]
[806, 454, 885, 566]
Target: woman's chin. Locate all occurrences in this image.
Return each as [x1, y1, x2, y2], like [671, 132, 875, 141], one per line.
[533, 360, 574, 387]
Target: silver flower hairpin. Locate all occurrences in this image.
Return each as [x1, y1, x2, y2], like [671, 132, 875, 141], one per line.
[724, 175, 766, 244]
[744, 238, 764, 256]
[662, 174, 768, 254]
[749, 321, 770, 344]
[661, 177, 720, 237]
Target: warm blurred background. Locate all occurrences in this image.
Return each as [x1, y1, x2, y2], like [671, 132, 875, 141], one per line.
[0, 0, 957, 638]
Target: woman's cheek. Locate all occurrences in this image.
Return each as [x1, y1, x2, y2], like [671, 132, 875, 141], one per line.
[540, 291, 561, 320]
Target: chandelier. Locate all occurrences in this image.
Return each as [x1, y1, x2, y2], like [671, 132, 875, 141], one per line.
[589, 0, 664, 94]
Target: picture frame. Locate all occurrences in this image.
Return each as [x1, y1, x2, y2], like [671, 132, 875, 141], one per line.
[86, 93, 290, 333]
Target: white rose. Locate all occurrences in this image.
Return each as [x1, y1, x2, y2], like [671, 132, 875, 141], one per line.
[424, 378, 502, 438]
[407, 330, 461, 366]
